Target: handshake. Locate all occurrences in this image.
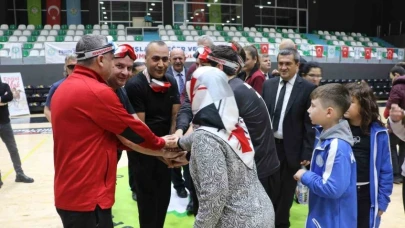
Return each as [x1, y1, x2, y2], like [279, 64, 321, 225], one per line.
[160, 134, 188, 168]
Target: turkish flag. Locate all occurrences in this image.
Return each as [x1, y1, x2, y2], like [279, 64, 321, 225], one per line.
[342, 46, 349, 58]
[315, 46, 323, 58]
[364, 47, 372, 60]
[387, 48, 394, 60]
[46, 0, 61, 26]
[260, 43, 269, 54]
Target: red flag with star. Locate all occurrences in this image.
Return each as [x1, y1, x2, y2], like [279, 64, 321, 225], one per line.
[46, 0, 61, 26]
[260, 43, 269, 54]
[364, 47, 372, 60]
[315, 45, 323, 58]
[387, 48, 394, 60]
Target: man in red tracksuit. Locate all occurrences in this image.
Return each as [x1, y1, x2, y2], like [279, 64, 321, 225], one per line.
[51, 35, 183, 228]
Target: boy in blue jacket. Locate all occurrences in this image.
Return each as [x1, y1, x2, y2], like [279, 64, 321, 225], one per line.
[294, 83, 357, 228]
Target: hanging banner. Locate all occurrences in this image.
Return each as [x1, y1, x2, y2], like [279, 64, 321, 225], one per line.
[27, 0, 42, 25]
[341, 46, 349, 58]
[327, 45, 336, 58]
[315, 45, 323, 58]
[44, 42, 76, 63]
[2, 43, 23, 59]
[377, 48, 383, 60]
[387, 48, 394, 60]
[354, 47, 360, 59]
[260, 43, 269, 54]
[66, 0, 81, 25]
[364, 47, 372, 60]
[0, 73, 30, 116]
[209, 0, 221, 24]
[46, 0, 61, 26]
[398, 49, 404, 60]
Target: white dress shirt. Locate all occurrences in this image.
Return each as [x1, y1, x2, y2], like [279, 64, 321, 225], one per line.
[172, 66, 186, 93]
[274, 74, 297, 139]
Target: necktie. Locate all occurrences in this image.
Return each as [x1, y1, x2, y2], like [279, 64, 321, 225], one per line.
[177, 73, 185, 94]
[273, 80, 287, 132]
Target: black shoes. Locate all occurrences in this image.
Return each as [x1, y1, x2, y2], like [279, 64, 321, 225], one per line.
[176, 188, 188, 198]
[394, 176, 403, 184]
[15, 173, 34, 183]
[132, 192, 137, 201]
[186, 199, 194, 216]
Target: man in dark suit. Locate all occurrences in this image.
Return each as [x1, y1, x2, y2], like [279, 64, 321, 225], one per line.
[167, 48, 193, 203]
[262, 48, 316, 228]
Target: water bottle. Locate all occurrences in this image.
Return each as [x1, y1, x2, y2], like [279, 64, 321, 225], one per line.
[296, 166, 309, 204]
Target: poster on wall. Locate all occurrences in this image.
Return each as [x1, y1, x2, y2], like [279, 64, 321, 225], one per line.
[0, 73, 30, 116]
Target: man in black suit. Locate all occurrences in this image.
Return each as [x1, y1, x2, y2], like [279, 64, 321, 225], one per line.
[262, 48, 316, 228]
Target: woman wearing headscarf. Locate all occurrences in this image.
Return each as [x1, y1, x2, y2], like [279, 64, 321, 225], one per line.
[177, 66, 274, 228]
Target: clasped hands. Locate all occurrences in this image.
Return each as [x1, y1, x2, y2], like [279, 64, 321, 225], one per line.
[160, 134, 188, 168]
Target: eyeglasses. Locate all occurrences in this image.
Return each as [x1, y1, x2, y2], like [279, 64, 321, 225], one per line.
[307, 74, 322, 79]
[66, 64, 75, 70]
[114, 44, 137, 61]
[151, 56, 169, 62]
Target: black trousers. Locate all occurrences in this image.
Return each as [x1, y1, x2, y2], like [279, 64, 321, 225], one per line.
[390, 133, 405, 177]
[259, 169, 281, 210]
[56, 205, 113, 228]
[357, 184, 371, 228]
[128, 152, 171, 228]
[117, 150, 137, 192]
[274, 141, 300, 228]
[171, 164, 192, 192]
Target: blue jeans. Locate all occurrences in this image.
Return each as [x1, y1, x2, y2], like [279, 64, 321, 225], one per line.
[1, 122, 23, 173]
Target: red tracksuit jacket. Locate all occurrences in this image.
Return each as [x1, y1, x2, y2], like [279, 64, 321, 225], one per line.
[51, 65, 165, 211]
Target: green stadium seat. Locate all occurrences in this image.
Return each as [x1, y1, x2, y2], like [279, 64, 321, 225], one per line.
[173, 24, 180, 30]
[58, 30, 66, 36]
[268, 37, 276, 43]
[242, 32, 249, 37]
[301, 34, 307, 39]
[112, 35, 117, 41]
[257, 28, 263, 32]
[23, 43, 33, 49]
[110, 24, 117, 29]
[0, 36, 8, 42]
[32, 30, 40, 36]
[35, 25, 43, 30]
[262, 32, 269, 38]
[215, 25, 223, 31]
[198, 30, 205, 36]
[175, 30, 183, 36]
[177, 36, 185, 41]
[27, 36, 37, 42]
[225, 37, 232, 42]
[0, 44, 3, 49]
[85, 30, 93, 35]
[56, 36, 64, 42]
[247, 37, 254, 43]
[282, 34, 288, 38]
[85, 24, 92, 30]
[220, 31, 228, 37]
[9, 25, 16, 30]
[4, 30, 13, 36]
[61, 25, 68, 30]
[23, 49, 29, 57]
[276, 28, 281, 33]
[195, 26, 202, 30]
[135, 36, 143, 41]
[109, 30, 117, 36]
[237, 26, 243, 31]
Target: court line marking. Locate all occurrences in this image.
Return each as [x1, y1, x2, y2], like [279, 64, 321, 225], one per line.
[2, 135, 51, 180]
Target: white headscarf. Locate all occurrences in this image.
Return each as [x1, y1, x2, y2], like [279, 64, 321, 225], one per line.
[186, 66, 255, 169]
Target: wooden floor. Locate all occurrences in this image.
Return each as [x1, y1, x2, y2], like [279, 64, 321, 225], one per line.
[0, 113, 404, 228]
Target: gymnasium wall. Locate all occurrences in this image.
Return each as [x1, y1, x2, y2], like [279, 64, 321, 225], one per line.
[0, 63, 393, 87]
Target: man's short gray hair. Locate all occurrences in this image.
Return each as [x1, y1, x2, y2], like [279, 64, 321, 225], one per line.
[261, 54, 270, 59]
[197, 35, 213, 47]
[277, 48, 300, 63]
[75, 35, 108, 65]
[65, 53, 77, 64]
[145, 40, 167, 56]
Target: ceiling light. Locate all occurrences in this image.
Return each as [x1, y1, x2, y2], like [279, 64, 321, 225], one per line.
[100, 1, 104, 4]
[222, 24, 224, 26]
[214, 0, 218, 2]
[104, 22, 107, 25]
[147, 13, 150, 15]
[237, 16, 240, 18]
[207, 4, 211, 7]
[226, 20, 230, 23]
[259, 6, 263, 9]
[186, 20, 189, 22]
[268, 1, 271, 4]
[104, 17, 107, 19]
[232, 18, 235, 21]
[191, 17, 194, 19]
[151, 3, 155, 6]
[103, 12, 106, 14]
[195, 13, 199, 16]
[201, 9, 205, 12]
[149, 8, 153, 11]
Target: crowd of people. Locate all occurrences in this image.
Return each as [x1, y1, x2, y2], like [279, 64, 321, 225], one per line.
[2, 33, 404, 228]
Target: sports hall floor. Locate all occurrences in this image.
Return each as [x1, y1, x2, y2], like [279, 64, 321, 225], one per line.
[0, 110, 404, 228]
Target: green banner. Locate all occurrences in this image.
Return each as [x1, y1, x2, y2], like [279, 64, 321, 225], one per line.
[27, 0, 42, 25]
[209, 0, 221, 24]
